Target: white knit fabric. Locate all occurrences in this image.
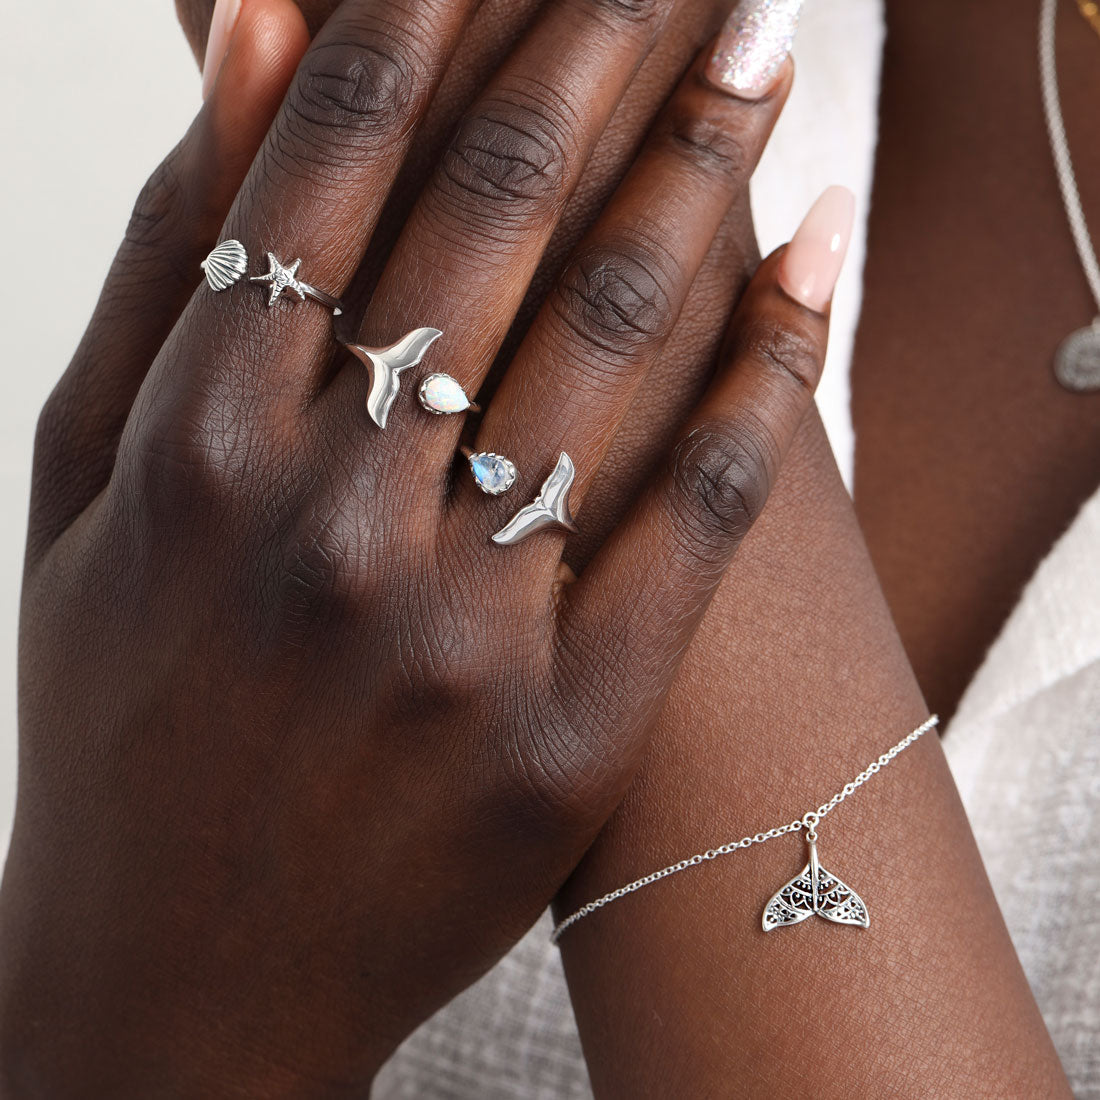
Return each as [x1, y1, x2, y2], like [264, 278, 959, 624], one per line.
[945, 491, 1100, 1098]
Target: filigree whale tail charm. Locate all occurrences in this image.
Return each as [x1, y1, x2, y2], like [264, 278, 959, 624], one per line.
[491, 452, 579, 546]
[762, 834, 869, 932]
[345, 328, 443, 429]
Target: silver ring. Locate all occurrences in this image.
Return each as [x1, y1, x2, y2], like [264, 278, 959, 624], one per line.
[492, 452, 578, 546]
[343, 328, 443, 429]
[251, 252, 345, 315]
[200, 241, 345, 316]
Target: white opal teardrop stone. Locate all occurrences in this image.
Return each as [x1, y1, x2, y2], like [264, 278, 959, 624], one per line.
[418, 373, 470, 415]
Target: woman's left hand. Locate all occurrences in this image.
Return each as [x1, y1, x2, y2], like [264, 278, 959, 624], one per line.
[0, 0, 844, 1092]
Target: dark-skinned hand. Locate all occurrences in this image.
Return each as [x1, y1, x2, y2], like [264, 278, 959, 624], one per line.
[0, 0, 838, 1094]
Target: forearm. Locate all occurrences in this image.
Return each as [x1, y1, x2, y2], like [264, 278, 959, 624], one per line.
[556, 412, 1070, 1098]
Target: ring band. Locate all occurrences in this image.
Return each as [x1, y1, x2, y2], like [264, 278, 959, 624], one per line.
[200, 242, 345, 315]
[251, 252, 344, 315]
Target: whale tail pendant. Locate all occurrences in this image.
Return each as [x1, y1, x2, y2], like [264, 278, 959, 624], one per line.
[762, 835, 869, 932]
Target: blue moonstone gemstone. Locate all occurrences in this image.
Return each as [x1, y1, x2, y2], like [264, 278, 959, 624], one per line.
[469, 452, 516, 496]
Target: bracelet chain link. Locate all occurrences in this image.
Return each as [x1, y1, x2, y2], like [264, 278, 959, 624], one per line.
[551, 714, 940, 943]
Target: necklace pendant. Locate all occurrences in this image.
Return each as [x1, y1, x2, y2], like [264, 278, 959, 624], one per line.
[1054, 321, 1100, 393]
[762, 832, 870, 932]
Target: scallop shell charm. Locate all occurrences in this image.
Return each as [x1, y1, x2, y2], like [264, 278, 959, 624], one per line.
[201, 239, 249, 292]
[418, 373, 471, 415]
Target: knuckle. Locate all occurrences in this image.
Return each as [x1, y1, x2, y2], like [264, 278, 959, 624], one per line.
[126, 147, 186, 249]
[279, 507, 363, 631]
[127, 396, 253, 527]
[286, 39, 416, 162]
[738, 313, 823, 395]
[440, 99, 569, 218]
[588, 0, 672, 27]
[553, 242, 677, 360]
[664, 109, 752, 179]
[33, 385, 74, 465]
[667, 421, 772, 552]
[494, 720, 606, 839]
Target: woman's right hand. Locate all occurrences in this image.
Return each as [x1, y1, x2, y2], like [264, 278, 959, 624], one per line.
[0, 0, 846, 1092]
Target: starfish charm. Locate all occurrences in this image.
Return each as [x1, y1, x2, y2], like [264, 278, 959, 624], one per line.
[250, 253, 308, 307]
[343, 328, 444, 429]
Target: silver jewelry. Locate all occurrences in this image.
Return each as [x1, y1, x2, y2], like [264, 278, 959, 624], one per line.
[1040, 0, 1100, 391]
[250, 252, 345, 315]
[465, 450, 517, 496]
[418, 373, 478, 416]
[551, 714, 940, 943]
[492, 452, 578, 546]
[201, 240, 248, 292]
[343, 328, 443, 429]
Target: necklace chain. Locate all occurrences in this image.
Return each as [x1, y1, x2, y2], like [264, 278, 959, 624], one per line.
[551, 715, 940, 943]
[1041, 0, 1100, 317]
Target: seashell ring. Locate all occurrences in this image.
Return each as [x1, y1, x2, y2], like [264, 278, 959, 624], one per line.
[201, 241, 345, 316]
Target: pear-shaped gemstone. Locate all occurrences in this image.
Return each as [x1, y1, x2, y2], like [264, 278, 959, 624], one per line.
[418, 373, 471, 415]
[469, 452, 517, 496]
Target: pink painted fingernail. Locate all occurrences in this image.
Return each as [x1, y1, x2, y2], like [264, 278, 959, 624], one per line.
[705, 0, 803, 99]
[778, 187, 856, 313]
[202, 0, 244, 100]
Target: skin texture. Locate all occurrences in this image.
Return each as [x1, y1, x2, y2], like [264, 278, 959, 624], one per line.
[852, 0, 1100, 717]
[0, 0, 837, 1094]
[552, 4, 1088, 1095]
[556, 418, 1070, 1097]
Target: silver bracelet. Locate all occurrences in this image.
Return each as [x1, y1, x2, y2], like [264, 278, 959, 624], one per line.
[552, 714, 940, 943]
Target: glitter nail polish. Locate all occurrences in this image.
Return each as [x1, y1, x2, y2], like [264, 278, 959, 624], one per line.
[706, 0, 803, 99]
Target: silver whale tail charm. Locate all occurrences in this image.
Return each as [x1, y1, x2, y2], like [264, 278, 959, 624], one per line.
[345, 328, 443, 429]
[492, 452, 579, 546]
[762, 835, 869, 931]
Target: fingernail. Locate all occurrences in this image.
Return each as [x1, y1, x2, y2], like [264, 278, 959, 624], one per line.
[778, 186, 856, 313]
[202, 0, 244, 100]
[705, 0, 802, 99]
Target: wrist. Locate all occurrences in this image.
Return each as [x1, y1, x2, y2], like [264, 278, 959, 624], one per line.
[0, 852, 392, 1098]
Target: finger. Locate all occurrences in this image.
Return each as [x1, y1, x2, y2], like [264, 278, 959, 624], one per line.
[557, 187, 855, 774]
[450, 48, 792, 546]
[186, 0, 487, 401]
[27, 0, 309, 566]
[323, 0, 681, 479]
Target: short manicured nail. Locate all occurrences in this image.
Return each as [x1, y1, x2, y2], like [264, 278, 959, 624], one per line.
[202, 0, 244, 100]
[778, 186, 856, 313]
[705, 0, 803, 98]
